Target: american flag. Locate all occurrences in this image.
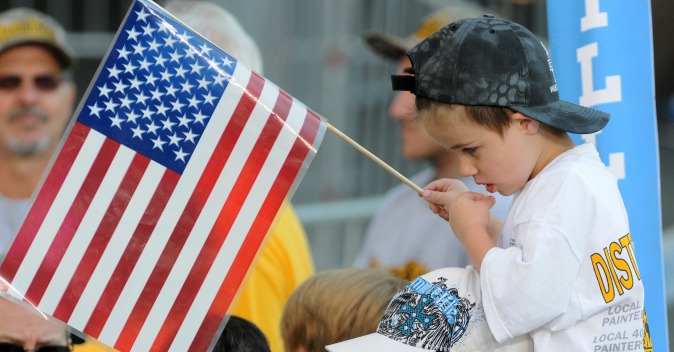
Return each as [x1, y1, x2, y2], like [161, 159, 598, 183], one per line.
[0, 0, 325, 350]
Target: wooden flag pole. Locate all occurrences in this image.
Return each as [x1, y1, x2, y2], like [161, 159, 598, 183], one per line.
[326, 123, 423, 195]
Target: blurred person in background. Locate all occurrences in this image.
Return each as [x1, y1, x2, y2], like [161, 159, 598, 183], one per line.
[164, 2, 316, 351]
[353, 4, 512, 280]
[280, 267, 408, 352]
[213, 315, 271, 352]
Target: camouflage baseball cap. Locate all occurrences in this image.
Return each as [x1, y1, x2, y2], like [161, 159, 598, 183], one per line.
[392, 14, 609, 134]
[0, 7, 74, 69]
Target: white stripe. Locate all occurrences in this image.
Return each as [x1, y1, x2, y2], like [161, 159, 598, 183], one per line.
[39, 146, 136, 314]
[99, 65, 253, 345]
[169, 92, 310, 351]
[10, 131, 105, 294]
[67, 159, 164, 332]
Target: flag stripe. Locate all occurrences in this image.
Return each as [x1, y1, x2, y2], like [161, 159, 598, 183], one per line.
[132, 88, 295, 351]
[95, 66, 258, 346]
[24, 137, 121, 305]
[113, 71, 273, 351]
[8, 131, 107, 296]
[184, 108, 323, 352]
[0, 122, 89, 281]
[49, 153, 150, 319]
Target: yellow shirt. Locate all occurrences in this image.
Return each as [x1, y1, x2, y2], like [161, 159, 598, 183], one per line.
[232, 202, 315, 352]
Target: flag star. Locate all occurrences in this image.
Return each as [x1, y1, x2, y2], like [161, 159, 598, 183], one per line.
[117, 46, 132, 60]
[176, 31, 193, 44]
[119, 95, 134, 109]
[164, 35, 178, 48]
[126, 27, 141, 42]
[126, 110, 141, 124]
[131, 125, 146, 139]
[110, 113, 124, 128]
[155, 102, 169, 116]
[177, 114, 192, 127]
[158, 20, 174, 34]
[142, 23, 156, 36]
[185, 46, 198, 59]
[187, 95, 202, 108]
[202, 92, 216, 105]
[146, 120, 160, 135]
[160, 68, 174, 82]
[193, 111, 208, 125]
[123, 61, 138, 74]
[135, 7, 151, 23]
[168, 132, 183, 147]
[213, 74, 227, 86]
[199, 43, 212, 56]
[113, 80, 129, 93]
[148, 38, 161, 52]
[88, 102, 103, 118]
[129, 76, 143, 91]
[132, 42, 147, 55]
[135, 91, 150, 106]
[161, 117, 176, 131]
[174, 147, 189, 162]
[138, 57, 152, 71]
[150, 87, 163, 101]
[171, 99, 186, 112]
[107, 65, 123, 80]
[151, 136, 166, 150]
[222, 56, 234, 68]
[154, 54, 169, 68]
[141, 106, 154, 120]
[183, 128, 198, 143]
[104, 99, 119, 112]
[197, 76, 210, 90]
[144, 72, 159, 87]
[165, 83, 179, 97]
[180, 81, 195, 94]
[98, 83, 113, 98]
[169, 51, 183, 63]
[174, 65, 188, 78]
[190, 61, 205, 75]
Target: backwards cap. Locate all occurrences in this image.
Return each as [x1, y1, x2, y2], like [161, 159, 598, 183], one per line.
[0, 7, 74, 69]
[326, 266, 532, 352]
[364, 3, 485, 61]
[392, 15, 609, 134]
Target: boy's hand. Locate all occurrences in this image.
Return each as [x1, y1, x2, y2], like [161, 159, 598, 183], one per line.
[422, 178, 469, 221]
[447, 192, 495, 243]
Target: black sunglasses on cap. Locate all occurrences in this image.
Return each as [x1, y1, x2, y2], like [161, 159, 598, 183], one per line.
[0, 75, 64, 91]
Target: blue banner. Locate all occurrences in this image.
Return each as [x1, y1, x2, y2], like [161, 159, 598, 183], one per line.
[546, 0, 666, 350]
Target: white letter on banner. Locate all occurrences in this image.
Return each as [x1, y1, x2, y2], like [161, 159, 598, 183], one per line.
[581, 0, 608, 32]
[581, 134, 626, 180]
[577, 43, 621, 107]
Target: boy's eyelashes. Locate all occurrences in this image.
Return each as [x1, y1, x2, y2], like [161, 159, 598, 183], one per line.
[461, 147, 477, 154]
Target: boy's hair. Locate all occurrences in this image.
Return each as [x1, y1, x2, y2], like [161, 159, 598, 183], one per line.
[281, 267, 408, 352]
[391, 15, 610, 134]
[213, 315, 271, 352]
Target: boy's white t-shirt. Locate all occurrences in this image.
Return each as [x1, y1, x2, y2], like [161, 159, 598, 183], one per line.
[481, 143, 645, 351]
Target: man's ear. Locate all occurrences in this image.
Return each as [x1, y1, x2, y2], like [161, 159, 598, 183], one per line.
[510, 112, 539, 135]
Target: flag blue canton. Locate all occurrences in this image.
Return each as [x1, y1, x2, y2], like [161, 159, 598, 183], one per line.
[80, 0, 237, 174]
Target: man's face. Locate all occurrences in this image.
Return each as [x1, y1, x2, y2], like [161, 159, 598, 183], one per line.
[388, 56, 445, 160]
[0, 45, 75, 157]
[0, 297, 69, 351]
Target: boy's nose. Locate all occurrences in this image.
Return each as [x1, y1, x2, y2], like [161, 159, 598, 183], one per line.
[460, 161, 478, 177]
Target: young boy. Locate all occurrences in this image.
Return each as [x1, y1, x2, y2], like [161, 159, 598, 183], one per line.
[392, 15, 646, 351]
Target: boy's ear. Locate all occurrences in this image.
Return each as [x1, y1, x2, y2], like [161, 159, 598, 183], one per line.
[510, 112, 540, 134]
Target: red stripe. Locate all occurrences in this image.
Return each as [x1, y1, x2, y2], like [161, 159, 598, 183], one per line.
[0, 122, 90, 281]
[52, 154, 150, 322]
[112, 73, 267, 351]
[83, 169, 180, 337]
[188, 108, 322, 351]
[149, 89, 294, 351]
[22, 138, 120, 305]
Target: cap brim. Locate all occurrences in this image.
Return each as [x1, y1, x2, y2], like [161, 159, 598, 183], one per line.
[511, 100, 610, 134]
[326, 333, 428, 352]
[364, 31, 416, 60]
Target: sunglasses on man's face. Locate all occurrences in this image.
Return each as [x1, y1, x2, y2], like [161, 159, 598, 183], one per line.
[0, 342, 70, 352]
[0, 75, 64, 92]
